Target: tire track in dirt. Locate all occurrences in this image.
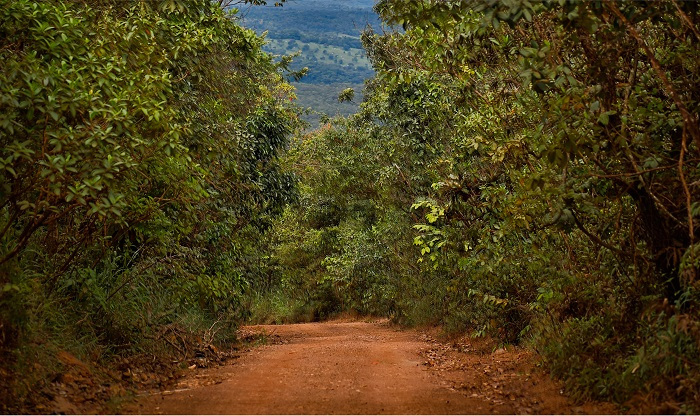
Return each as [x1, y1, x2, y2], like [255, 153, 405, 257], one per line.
[130, 320, 615, 414]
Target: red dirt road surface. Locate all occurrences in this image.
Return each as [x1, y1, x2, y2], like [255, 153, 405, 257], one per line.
[131, 319, 616, 414]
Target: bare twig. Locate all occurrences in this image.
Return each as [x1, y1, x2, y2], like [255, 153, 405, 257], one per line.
[606, 1, 700, 150]
[679, 129, 695, 242]
[571, 209, 635, 260]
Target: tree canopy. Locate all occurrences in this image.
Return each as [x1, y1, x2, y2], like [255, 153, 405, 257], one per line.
[262, 0, 699, 410]
[1, 0, 698, 413]
[1, 0, 301, 409]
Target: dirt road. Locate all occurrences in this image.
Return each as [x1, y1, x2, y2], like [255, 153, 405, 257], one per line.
[131, 320, 615, 414]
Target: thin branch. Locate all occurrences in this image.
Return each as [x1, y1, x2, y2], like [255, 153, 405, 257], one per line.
[679, 128, 695, 242]
[571, 209, 635, 260]
[670, 0, 700, 42]
[606, 1, 700, 150]
[589, 162, 690, 178]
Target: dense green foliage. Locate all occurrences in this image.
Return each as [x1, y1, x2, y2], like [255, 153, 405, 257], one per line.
[0, 0, 300, 409]
[2, 0, 699, 413]
[260, 0, 700, 411]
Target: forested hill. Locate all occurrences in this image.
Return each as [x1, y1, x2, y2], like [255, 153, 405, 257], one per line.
[239, 0, 381, 124]
[241, 0, 378, 52]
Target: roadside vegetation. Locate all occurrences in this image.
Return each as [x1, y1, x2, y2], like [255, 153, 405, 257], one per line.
[251, 0, 700, 412]
[0, 0, 301, 411]
[1, 0, 698, 414]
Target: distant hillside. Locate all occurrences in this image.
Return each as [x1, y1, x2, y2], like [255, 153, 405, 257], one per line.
[237, 0, 381, 126]
[240, 0, 379, 50]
